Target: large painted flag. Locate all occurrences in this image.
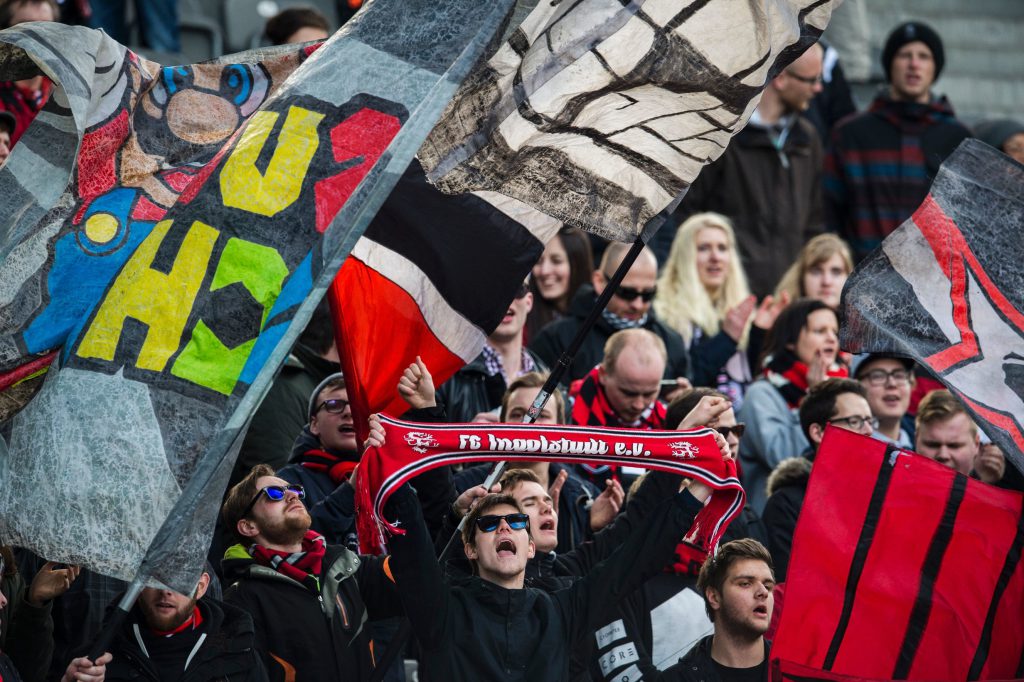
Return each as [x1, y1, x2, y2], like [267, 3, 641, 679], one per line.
[0, 0, 511, 593]
[840, 139, 1024, 477]
[772, 427, 1024, 680]
[334, 0, 844, 428]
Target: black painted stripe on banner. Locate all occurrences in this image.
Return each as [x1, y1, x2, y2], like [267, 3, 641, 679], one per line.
[822, 445, 899, 670]
[968, 503, 1024, 679]
[363, 159, 544, 333]
[892, 474, 968, 679]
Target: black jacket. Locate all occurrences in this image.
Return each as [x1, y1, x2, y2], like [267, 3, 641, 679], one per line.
[529, 286, 692, 386]
[102, 598, 266, 682]
[761, 457, 812, 582]
[658, 635, 770, 681]
[222, 544, 402, 682]
[437, 350, 548, 424]
[387, 481, 704, 681]
[453, 462, 598, 555]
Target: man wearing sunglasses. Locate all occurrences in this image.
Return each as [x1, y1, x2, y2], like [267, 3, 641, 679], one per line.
[530, 243, 691, 387]
[379, 439, 724, 682]
[437, 279, 549, 424]
[762, 378, 874, 581]
[220, 465, 401, 682]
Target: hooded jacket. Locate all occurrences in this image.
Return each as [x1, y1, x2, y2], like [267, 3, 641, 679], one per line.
[221, 543, 402, 682]
[101, 598, 266, 682]
[825, 91, 970, 261]
[528, 285, 692, 386]
[387, 480, 704, 681]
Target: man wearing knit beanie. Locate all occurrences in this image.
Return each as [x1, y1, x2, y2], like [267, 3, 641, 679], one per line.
[824, 20, 969, 262]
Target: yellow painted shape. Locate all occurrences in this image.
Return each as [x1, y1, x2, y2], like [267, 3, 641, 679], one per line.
[84, 213, 120, 244]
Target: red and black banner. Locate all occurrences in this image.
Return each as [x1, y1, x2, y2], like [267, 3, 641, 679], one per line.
[840, 139, 1024, 478]
[772, 427, 1024, 680]
[356, 415, 744, 554]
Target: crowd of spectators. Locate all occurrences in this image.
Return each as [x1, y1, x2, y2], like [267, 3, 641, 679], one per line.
[2, 2, 1024, 681]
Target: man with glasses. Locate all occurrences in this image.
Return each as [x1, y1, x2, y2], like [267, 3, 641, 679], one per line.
[530, 243, 691, 386]
[668, 43, 825, 296]
[438, 278, 549, 423]
[855, 353, 916, 448]
[762, 378, 874, 580]
[220, 465, 401, 682]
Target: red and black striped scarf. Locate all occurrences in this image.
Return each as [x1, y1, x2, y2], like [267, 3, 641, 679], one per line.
[249, 530, 326, 593]
[764, 350, 848, 408]
[298, 448, 358, 485]
[569, 365, 666, 429]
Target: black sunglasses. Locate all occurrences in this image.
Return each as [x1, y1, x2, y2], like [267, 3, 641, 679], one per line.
[715, 423, 746, 439]
[475, 512, 530, 533]
[243, 484, 305, 518]
[603, 273, 656, 302]
[315, 398, 350, 415]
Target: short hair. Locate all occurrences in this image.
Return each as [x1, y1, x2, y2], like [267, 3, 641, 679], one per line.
[697, 538, 774, 620]
[498, 468, 542, 493]
[601, 328, 667, 374]
[916, 389, 977, 438]
[264, 6, 330, 45]
[598, 242, 656, 274]
[499, 372, 565, 424]
[0, 0, 58, 28]
[758, 298, 835, 370]
[221, 464, 276, 547]
[799, 378, 868, 443]
[461, 493, 527, 552]
[665, 387, 730, 431]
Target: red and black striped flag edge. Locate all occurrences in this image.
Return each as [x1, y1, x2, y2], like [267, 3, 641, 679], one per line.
[330, 159, 560, 435]
[772, 658, 1024, 682]
[839, 139, 1024, 478]
[771, 427, 1024, 680]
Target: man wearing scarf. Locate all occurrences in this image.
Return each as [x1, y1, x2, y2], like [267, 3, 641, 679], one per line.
[530, 243, 691, 386]
[221, 465, 401, 682]
[91, 570, 265, 682]
[570, 329, 670, 488]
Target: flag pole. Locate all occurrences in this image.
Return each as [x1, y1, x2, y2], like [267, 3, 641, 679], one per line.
[368, 235, 648, 681]
[87, 575, 146, 660]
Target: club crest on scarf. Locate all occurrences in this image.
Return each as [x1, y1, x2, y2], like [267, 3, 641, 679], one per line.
[404, 431, 440, 454]
[669, 441, 699, 460]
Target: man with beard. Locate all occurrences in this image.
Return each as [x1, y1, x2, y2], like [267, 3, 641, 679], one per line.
[92, 571, 265, 682]
[220, 467, 401, 682]
[658, 539, 775, 682]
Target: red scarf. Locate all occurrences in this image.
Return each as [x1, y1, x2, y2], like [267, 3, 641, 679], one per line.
[299, 448, 358, 485]
[149, 605, 204, 637]
[764, 350, 849, 408]
[356, 415, 744, 557]
[249, 530, 326, 592]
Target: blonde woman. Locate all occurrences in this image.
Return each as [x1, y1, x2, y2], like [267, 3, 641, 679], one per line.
[655, 213, 786, 407]
[774, 233, 854, 309]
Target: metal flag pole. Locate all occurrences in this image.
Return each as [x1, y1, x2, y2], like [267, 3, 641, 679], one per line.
[369, 234, 648, 681]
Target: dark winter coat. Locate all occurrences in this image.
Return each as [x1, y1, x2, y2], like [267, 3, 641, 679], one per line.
[658, 635, 770, 681]
[529, 286, 692, 386]
[102, 598, 266, 682]
[222, 543, 402, 682]
[673, 116, 824, 297]
[386, 482, 705, 682]
[761, 456, 813, 582]
[0, 568, 52, 682]
[436, 350, 548, 424]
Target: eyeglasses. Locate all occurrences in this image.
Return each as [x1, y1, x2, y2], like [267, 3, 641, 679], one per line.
[514, 282, 530, 299]
[829, 415, 878, 431]
[715, 423, 746, 439]
[603, 273, 656, 302]
[474, 512, 530, 533]
[786, 71, 823, 85]
[242, 484, 305, 518]
[315, 398, 350, 414]
[860, 368, 911, 386]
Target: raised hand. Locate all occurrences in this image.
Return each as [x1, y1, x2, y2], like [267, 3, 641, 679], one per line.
[753, 291, 791, 331]
[452, 483, 501, 517]
[589, 478, 625, 531]
[60, 652, 111, 682]
[806, 348, 828, 389]
[687, 431, 732, 502]
[722, 295, 756, 341]
[28, 561, 81, 607]
[397, 355, 436, 409]
[675, 395, 731, 430]
[364, 413, 386, 450]
[548, 468, 568, 514]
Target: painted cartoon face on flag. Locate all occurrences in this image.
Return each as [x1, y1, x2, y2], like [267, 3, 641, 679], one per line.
[841, 139, 1024, 476]
[0, 0, 510, 593]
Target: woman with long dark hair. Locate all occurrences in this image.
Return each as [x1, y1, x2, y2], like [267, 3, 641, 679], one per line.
[524, 227, 594, 342]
